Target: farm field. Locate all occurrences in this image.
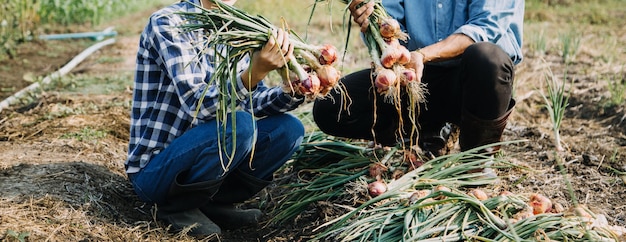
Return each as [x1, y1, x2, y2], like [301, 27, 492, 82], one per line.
[0, 0, 625, 241]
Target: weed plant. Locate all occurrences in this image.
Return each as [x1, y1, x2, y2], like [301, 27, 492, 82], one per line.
[604, 71, 626, 108]
[559, 29, 581, 63]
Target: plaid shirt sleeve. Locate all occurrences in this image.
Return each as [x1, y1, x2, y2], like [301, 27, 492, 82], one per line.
[126, 1, 304, 172]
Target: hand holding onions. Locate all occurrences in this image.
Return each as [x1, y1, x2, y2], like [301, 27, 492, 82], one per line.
[178, 0, 341, 100]
[347, 0, 425, 104]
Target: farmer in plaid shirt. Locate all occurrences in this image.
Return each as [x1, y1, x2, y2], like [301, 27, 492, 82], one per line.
[125, 0, 305, 237]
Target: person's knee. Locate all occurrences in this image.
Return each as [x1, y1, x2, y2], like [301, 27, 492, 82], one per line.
[463, 42, 514, 87]
[278, 113, 305, 143]
[464, 42, 511, 68]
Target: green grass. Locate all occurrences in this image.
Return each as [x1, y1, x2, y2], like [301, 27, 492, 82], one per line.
[604, 71, 626, 108]
[38, 0, 173, 26]
[50, 72, 134, 95]
[96, 56, 125, 64]
[525, 0, 626, 26]
[60, 127, 108, 141]
[558, 29, 581, 63]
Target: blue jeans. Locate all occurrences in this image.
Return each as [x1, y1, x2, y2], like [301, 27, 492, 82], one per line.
[129, 111, 304, 204]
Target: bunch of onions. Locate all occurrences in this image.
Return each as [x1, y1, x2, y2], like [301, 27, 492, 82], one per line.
[315, 0, 426, 146]
[177, 0, 341, 100]
[353, 2, 425, 104]
[285, 45, 342, 98]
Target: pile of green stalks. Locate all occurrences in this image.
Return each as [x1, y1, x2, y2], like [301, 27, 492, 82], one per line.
[270, 132, 623, 241]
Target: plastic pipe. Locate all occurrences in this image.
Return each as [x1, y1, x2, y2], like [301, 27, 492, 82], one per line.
[0, 38, 117, 113]
[38, 27, 117, 41]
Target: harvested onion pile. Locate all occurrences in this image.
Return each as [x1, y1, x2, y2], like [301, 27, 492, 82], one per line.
[178, 0, 341, 100]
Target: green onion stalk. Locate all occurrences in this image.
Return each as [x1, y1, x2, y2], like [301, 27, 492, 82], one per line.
[175, 0, 341, 172]
[178, 0, 342, 99]
[540, 65, 570, 152]
[315, 177, 621, 241]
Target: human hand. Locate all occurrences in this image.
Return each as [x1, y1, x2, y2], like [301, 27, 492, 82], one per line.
[407, 50, 426, 82]
[348, 0, 375, 33]
[253, 28, 294, 73]
[244, 28, 294, 89]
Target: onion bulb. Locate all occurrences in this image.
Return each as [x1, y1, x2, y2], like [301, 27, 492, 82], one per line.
[408, 189, 431, 204]
[397, 45, 411, 65]
[374, 69, 397, 92]
[379, 18, 401, 39]
[381, 47, 400, 68]
[529, 193, 552, 215]
[468, 188, 489, 201]
[499, 191, 514, 197]
[368, 181, 387, 197]
[318, 44, 337, 65]
[315, 65, 341, 88]
[399, 68, 417, 86]
[569, 205, 592, 219]
[391, 169, 404, 180]
[298, 74, 321, 95]
[510, 207, 534, 223]
[432, 185, 451, 200]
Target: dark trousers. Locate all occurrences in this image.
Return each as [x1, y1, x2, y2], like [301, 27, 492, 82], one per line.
[313, 42, 514, 146]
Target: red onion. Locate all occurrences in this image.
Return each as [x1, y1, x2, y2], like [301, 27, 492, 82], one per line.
[316, 65, 340, 88]
[380, 47, 400, 69]
[379, 18, 401, 39]
[374, 69, 397, 92]
[529, 193, 552, 215]
[298, 74, 321, 95]
[397, 45, 411, 65]
[399, 68, 417, 86]
[368, 181, 387, 197]
[318, 44, 337, 65]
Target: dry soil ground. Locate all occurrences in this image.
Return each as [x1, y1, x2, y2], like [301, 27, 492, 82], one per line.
[0, 4, 625, 242]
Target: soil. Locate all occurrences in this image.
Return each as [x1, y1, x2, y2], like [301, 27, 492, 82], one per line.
[0, 4, 625, 242]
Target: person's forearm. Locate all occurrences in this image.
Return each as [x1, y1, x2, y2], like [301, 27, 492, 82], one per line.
[241, 68, 266, 90]
[418, 33, 475, 63]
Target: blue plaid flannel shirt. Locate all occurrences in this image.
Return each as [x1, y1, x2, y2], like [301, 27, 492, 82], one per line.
[126, 0, 304, 173]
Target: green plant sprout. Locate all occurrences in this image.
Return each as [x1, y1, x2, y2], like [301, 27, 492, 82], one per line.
[528, 29, 547, 56]
[540, 64, 571, 152]
[559, 29, 581, 63]
[604, 70, 626, 108]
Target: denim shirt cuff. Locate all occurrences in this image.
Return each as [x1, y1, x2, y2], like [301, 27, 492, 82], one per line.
[454, 25, 488, 43]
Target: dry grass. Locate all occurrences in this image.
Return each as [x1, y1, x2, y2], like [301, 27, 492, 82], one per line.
[0, 0, 625, 241]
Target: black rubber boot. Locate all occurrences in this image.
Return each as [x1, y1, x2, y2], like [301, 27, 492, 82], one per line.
[419, 122, 460, 158]
[200, 203, 263, 229]
[458, 100, 515, 180]
[459, 99, 515, 154]
[157, 172, 223, 238]
[200, 169, 270, 229]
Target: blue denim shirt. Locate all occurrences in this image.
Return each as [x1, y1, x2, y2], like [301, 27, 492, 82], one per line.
[383, 0, 524, 64]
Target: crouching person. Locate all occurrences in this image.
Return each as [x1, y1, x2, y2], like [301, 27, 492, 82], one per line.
[125, 0, 305, 238]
